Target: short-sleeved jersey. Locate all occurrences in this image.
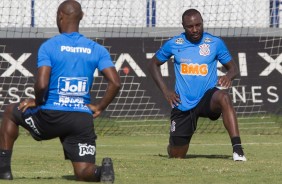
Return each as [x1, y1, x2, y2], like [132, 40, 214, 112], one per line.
[155, 32, 232, 111]
[37, 32, 114, 114]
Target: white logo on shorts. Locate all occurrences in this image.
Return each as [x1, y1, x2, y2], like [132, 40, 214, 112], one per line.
[170, 120, 176, 132]
[25, 117, 41, 135]
[78, 143, 95, 156]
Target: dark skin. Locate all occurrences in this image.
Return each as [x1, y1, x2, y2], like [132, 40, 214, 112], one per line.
[0, 0, 121, 182]
[148, 11, 240, 158]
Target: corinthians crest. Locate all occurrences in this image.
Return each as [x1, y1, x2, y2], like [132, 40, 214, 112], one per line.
[199, 43, 210, 56]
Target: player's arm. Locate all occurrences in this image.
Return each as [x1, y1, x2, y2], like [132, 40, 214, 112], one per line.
[34, 66, 51, 105]
[218, 60, 239, 88]
[18, 66, 51, 112]
[147, 55, 180, 108]
[88, 67, 121, 118]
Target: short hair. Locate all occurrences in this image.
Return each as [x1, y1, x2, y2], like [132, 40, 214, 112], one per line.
[182, 9, 202, 22]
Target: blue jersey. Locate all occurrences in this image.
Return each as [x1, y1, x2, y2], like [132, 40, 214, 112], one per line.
[37, 32, 114, 114]
[155, 32, 232, 111]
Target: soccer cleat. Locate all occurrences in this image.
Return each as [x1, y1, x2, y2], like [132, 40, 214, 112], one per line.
[100, 157, 115, 183]
[233, 150, 247, 161]
[0, 171, 13, 180]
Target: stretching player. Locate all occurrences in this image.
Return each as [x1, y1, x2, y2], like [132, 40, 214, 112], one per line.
[148, 9, 246, 161]
[0, 0, 120, 182]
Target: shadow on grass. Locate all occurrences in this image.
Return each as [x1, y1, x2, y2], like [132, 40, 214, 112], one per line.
[15, 175, 76, 181]
[16, 176, 61, 180]
[62, 175, 76, 180]
[157, 153, 231, 160]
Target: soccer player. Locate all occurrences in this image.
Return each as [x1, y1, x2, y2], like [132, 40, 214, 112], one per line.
[148, 9, 246, 161]
[0, 0, 120, 182]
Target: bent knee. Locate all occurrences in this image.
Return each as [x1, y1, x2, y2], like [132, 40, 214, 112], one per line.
[214, 91, 233, 106]
[74, 170, 88, 181]
[168, 144, 189, 159]
[4, 104, 16, 114]
[3, 104, 18, 122]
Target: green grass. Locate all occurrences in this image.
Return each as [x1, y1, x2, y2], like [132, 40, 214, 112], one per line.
[2, 127, 282, 184]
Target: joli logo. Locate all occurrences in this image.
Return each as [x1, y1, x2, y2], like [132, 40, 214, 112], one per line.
[58, 77, 88, 96]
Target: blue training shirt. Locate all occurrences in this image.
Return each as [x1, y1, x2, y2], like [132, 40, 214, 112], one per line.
[37, 32, 115, 114]
[155, 32, 232, 111]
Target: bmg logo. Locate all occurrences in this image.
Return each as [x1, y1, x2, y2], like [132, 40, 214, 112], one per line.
[58, 77, 89, 96]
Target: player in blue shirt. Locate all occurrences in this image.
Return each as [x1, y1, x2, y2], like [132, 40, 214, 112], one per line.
[0, 0, 120, 182]
[148, 9, 246, 161]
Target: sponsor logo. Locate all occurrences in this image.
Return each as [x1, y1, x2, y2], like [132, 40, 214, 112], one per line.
[199, 44, 210, 56]
[78, 143, 95, 156]
[170, 120, 176, 132]
[180, 58, 192, 63]
[25, 117, 41, 135]
[61, 46, 91, 54]
[175, 38, 184, 44]
[58, 96, 84, 104]
[55, 96, 87, 108]
[204, 37, 212, 43]
[180, 63, 208, 76]
[58, 77, 88, 96]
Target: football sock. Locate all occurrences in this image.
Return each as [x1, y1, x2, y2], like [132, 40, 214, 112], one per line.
[0, 149, 12, 173]
[231, 136, 243, 151]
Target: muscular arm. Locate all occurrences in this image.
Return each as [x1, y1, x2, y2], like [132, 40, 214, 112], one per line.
[147, 56, 169, 94]
[147, 55, 180, 107]
[34, 66, 51, 105]
[218, 60, 239, 88]
[88, 67, 121, 118]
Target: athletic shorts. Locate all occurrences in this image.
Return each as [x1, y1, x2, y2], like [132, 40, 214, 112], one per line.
[12, 104, 97, 163]
[169, 87, 221, 146]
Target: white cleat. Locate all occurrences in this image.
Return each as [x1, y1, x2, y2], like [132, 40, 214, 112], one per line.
[233, 152, 247, 161]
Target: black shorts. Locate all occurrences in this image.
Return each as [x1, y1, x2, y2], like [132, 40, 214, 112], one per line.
[12, 104, 97, 163]
[169, 88, 221, 146]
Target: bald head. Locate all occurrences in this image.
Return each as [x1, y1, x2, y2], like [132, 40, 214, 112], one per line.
[56, 0, 83, 33]
[182, 9, 202, 22]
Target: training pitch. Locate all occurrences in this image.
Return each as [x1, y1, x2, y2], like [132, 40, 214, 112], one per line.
[1, 123, 282, 184]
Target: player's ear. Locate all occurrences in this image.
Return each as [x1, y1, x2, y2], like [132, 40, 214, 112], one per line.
[58, 11, 64, 21]
[80, 11, 84, 20]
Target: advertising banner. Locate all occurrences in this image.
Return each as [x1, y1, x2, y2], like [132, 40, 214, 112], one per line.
[0, 37, 281, 118]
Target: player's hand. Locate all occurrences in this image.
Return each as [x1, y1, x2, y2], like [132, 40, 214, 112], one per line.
[17, 98, 36, 112]
[164, 90, 181, 108]
[217, 75, 232, 89]
[87, 104, 102, 118]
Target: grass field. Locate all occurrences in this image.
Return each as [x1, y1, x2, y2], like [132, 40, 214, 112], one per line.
[1, 122, 282, 184]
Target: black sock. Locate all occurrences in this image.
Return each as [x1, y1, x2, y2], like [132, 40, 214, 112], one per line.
[94, 166, 102, 181]
[0, 149, 12, 172]
[231, 136, 242, 150]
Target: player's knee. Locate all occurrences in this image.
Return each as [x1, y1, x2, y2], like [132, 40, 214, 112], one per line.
[167, 144, 189, 159]
[168, 136, 192, 158]
[217, 91, 232, 107]
[74, 170, 88, 181]
[3, 104, 15, 117]
[73, 164, 99, 182]
[2, 104, 18, 126]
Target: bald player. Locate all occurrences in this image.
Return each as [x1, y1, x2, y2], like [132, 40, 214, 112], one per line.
[0, 0, 120, 182]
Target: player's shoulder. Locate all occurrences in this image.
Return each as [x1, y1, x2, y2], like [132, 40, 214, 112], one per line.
[202, 32, 224, 43]
[163, 32, 186, 47]
[41, 34, 64, 47]
[168, 32, 186, 44]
